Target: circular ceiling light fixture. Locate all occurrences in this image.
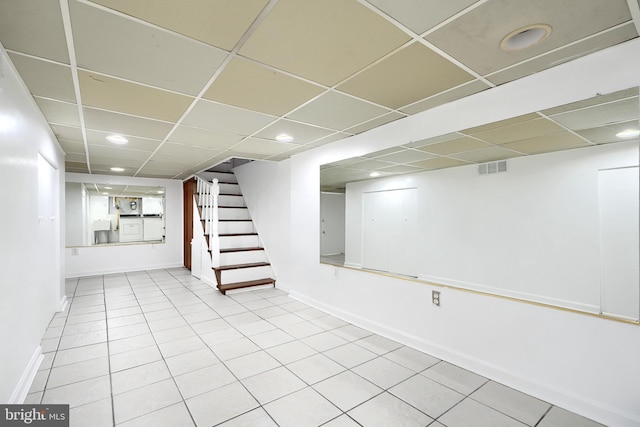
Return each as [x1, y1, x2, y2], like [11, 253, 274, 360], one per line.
[500, 24, 552, 51]
[616, 129, 640, 139]
[275, 134, 294, 143]
[369, 171, 381, 177]
[110, 167, 125, 172]
[106, 134, 129, 145]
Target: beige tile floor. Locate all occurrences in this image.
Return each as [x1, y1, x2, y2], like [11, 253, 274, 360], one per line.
[27, 267, 604, 427]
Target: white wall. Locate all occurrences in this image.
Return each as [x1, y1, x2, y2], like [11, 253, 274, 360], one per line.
[234, 159, 292, 288]
[344, 141, 638, 315]
[65, 173, 183, 277]
[237, 39, 640, 426]
[0, 44, 66, 403]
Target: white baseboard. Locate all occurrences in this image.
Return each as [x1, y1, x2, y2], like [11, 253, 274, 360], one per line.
[65, 262, 184, 278]
[9, 346, 43, 404]
[289, 290, 639, 427]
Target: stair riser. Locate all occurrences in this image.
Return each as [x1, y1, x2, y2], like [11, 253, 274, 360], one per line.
[220, 250, 267, 265]
[210, 172, 237, 184]
[218, 195, 245, 207]
[219, 183, 241, 195]
[219, 235, 260, 249]
[219, 208, 250, 220]
[220, 266, 274, 284]
[219, 222, 254, 234]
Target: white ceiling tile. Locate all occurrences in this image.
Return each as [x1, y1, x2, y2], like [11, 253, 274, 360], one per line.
[344, 112, 406, 135]
[287, 91, 390, 131]
[50, 124, 83, 143]
[231, 138, 297, 156]
[83, 107, 173, 140]
[86, 129, 161, 152]
[550, 97, 639, 131]
[8, 53, 76, 102]
[0, 0, 69, 63]
[373, 149, 436, 163]
[366, 0, 479, 34]
[70, 1, 228, 96]
[181, 100, 276, 136]
[34, 98, 80, 127]
[253, 119, 335, 144]
[168, 125, 243, 150]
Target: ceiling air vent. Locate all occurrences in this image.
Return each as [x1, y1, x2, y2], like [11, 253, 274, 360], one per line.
[478, 160, 507, 175]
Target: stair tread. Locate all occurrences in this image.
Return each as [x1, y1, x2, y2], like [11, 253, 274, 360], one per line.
[220, 246, 264, 253]
[219, 278, 275, 291]
[219, 205, 247, 208]
[215, 262, 270, 271]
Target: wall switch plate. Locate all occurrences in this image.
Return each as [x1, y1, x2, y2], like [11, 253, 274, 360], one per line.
[432, 290, 441, 306]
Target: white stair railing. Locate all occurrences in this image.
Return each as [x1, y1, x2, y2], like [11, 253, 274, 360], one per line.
[195, 176, 220, 268]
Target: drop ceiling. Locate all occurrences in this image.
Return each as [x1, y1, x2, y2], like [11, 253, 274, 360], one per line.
[0, 0, 638, 180]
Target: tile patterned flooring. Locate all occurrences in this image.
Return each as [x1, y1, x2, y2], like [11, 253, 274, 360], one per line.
[27, 268, 603, 427]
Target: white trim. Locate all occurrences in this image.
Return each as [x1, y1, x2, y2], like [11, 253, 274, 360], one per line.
[65, 263, 184, 278]
[9, 346, 43, 404]
[289, 290, 640, 427]
[57, 295, 69, 312]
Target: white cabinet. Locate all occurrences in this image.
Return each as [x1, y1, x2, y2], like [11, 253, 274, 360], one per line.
[119, 218, 143, 242]
[143, 218, 163, 241]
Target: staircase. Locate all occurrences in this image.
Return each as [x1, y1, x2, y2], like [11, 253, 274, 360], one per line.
[195, 165, 275, 295]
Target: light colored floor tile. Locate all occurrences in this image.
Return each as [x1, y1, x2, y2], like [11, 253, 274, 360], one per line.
[321, 414, 361, 427]
[226, 311, 262, 326]
[24, 392, 42, 404]
[40, 337, 60, 353]
[263, 387, 341, 427]
[352, 356, 414, 389]
[199, 327, 244, 347]
[42, 375, 111, 408]
[389, 374, 464, 418]
[253, 305, 288, 319]
[65, 312, 105, 325]
[347, 392, 432, 427]
[176, 302, 210, 315]
[471, 381, 551, 426]
[147, 316, 188, 332]
[309, 315, 349, 331]
[314, 370, 383, 411]
[47, 357, 109, 388]
[186, 382, 259, 426]
[383, 346, 440, 372]
[354, 334, 403, 355]
[241, 299, 274, 311]
[439, 398, 527, 427]
[225, 350, 281, 379]
[143, 308, 181, 322]
[109, 345, 162, 372]
[287, 353, 345, 385]
[280, 320, 324, 339]
[28, 370, 49, 393]
[42, 326, 64, 339]
[111, 360, 171, 395]
[230, 292, 264, 303]
[109, 333, 156, 355]
[235, 319, 277, 336]
[107, 306, 142, 319]
[280, 301, 310, 312]
[140, 301, 175, 313]
[165, 347, 219, 376]
[108, 322, 151, 341]
[106, 314, 145, 329]
[117, 402, 195, 427]
[174, 363, 237, 399]
[217, 407, 277, 427]
[190, 318, 229, 335]
[158, 335, 207, 358]
[209, 337, 260, 361]
[183, 309, 220, 324]
[324, 342, 378, 369]
[52, 342, 108, 367]
[301, 331, 348, 352]
[69, 397, 112, 427]
[537, 406, 605, 427]
[266, 340, 318, 365]
[242, 366, 307, 404]
[250, 329, 295, 349]
[58, 330, 107, 350]
[331, 324, 373, 342]
[152, 325, 196, 344]
[422, 361, 488, 395]
[295, 307, 327, 320]
[215, 304, 248, 317]
[266, 312, 306, 328]
[62, 320, 107, 336]
[40, 352, 55, 370]
[113, 378, 182, 424]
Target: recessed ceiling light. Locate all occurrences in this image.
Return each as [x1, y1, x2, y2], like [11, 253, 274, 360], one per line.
[616, 129, 640, 139]
[369, 172, 381, 177]
[104, 186, 112, 189]
[110, 167, 125, 172]
[500, 24, 552, 51]
[157, 190, 164, 194]
[106, 134, 129, 145]
[275, 134, 294, 143]
[102, 192, 109, 195]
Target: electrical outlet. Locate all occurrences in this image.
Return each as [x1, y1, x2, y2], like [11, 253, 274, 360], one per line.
[71, 248, 79, 256]
[432, 290, 441, 307]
